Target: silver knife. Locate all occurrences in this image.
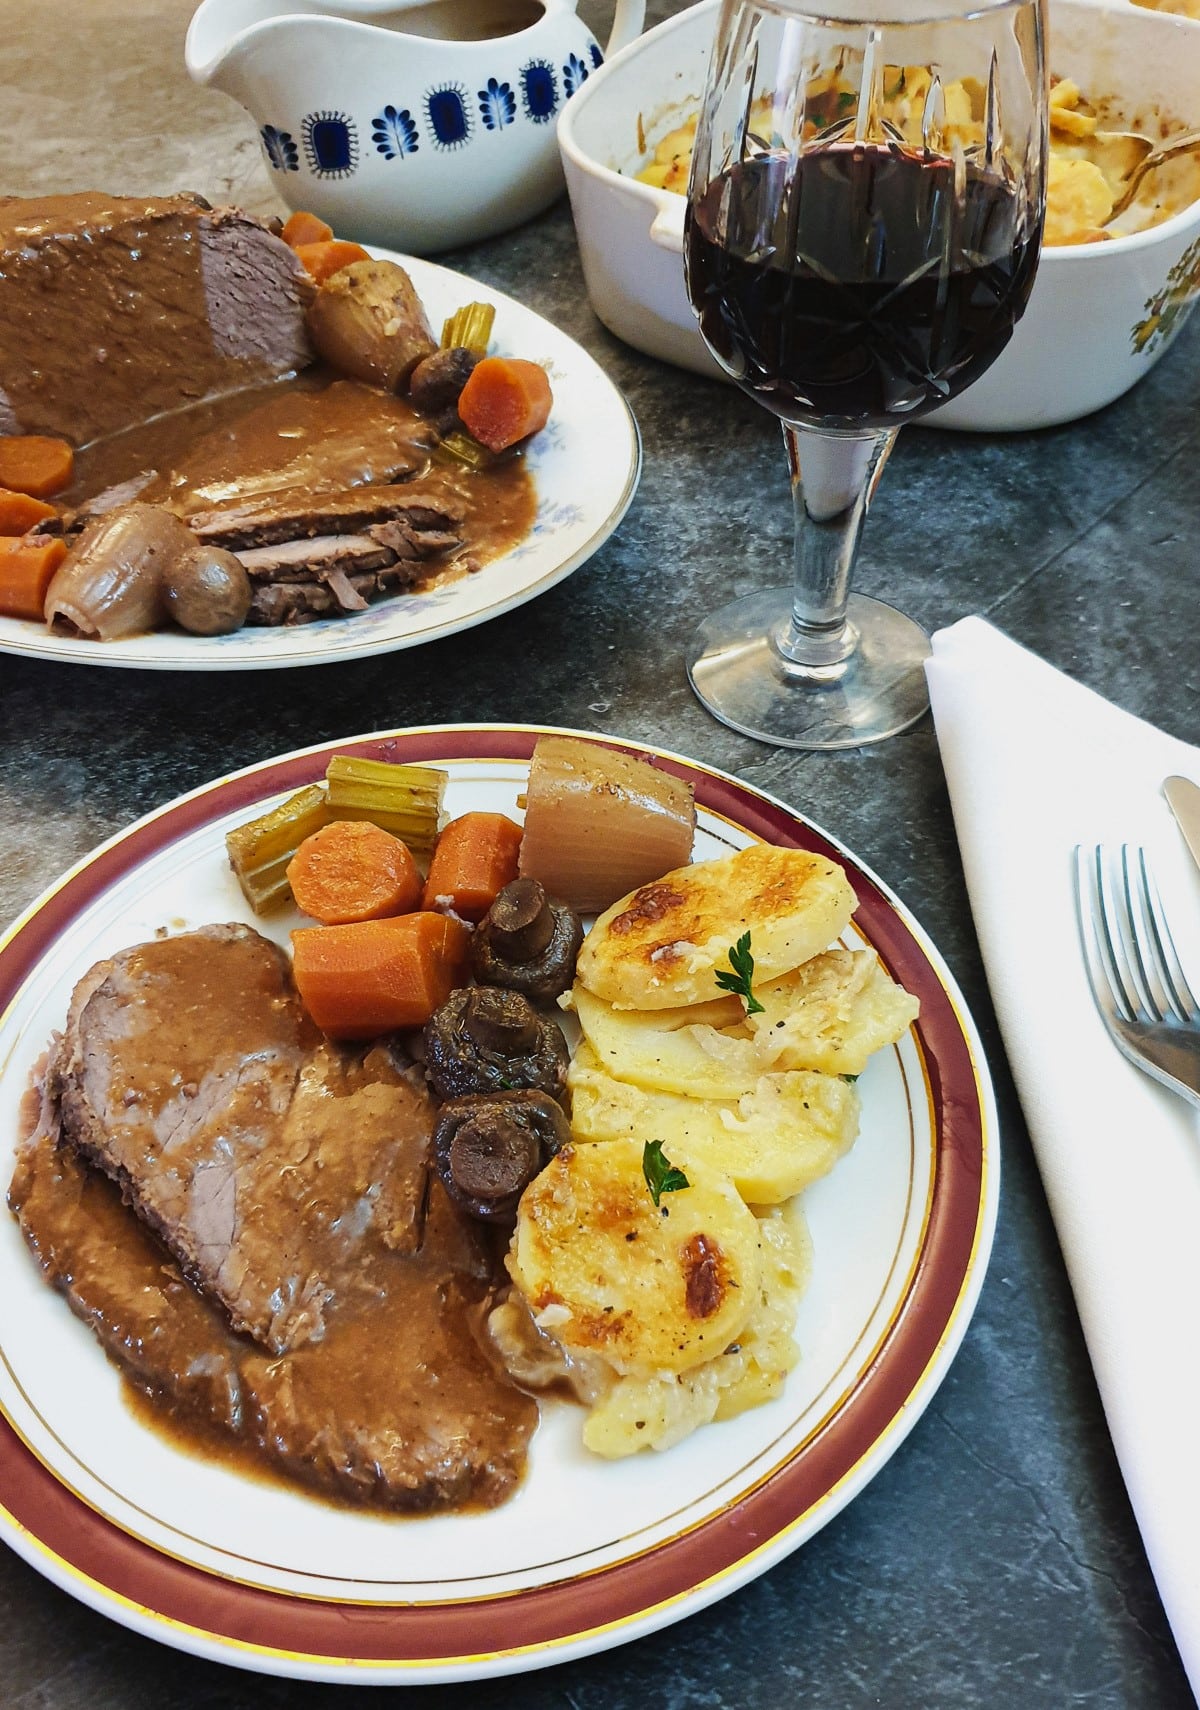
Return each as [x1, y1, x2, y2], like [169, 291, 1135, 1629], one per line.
[1164, 775, 1200, 872]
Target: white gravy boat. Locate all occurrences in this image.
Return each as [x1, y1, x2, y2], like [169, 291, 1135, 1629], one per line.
[186, 0, 646, 252]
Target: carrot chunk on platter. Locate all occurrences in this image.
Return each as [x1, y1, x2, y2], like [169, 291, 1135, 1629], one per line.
[287, 819, 422, 925]
[0, 435, 74, 499]
[422, 812, 524, 921]
[291, 911, 471, 1038]
[456, 357, 553, 452]
[280, 209, 334, 248]
[0, 536, 67, 620]
[294, 239, 373, 285]
[0, 488, 57, 534]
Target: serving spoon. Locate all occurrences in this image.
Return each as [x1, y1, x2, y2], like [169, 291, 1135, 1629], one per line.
[1099, 126, 1200, 224]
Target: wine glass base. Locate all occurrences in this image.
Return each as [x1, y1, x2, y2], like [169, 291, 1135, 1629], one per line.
[686, 590, 931, 751]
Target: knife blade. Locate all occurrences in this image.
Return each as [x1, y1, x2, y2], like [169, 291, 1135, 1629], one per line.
[1164, 775, 1200, 873]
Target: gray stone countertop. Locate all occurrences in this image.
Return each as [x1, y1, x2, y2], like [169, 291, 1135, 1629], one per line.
[1, 0, 1198, 1705]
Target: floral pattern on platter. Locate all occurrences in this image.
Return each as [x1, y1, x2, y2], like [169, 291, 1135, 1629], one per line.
[371, 105, 420, 160]
[302, 111, 359, 178]
[589, 42, 604, 69]
[520, 59, 559, 124]
[479, 78, 517, 132]
[1131, 233, 1200, 356]
[260, 125, 299, 171]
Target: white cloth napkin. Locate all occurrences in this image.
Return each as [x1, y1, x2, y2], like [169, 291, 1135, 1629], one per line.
[926, 616, 1200, 1697]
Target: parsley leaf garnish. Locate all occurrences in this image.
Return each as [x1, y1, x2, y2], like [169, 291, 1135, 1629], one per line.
[642, 1140, 689, 1208]
[715, 930, 764, 1015]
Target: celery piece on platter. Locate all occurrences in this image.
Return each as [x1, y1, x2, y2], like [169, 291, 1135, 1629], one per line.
[431, 430, 496, 472]
[440, 302, 496, 355]
[226, 783, 331, 913]
[324, 756, 447, 860]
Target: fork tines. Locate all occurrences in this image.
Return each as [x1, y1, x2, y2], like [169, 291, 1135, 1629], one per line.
[1076, 844, 1200, 1028]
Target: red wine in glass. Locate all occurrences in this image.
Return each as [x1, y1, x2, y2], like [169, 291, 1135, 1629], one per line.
[686, 142, 1040, 430]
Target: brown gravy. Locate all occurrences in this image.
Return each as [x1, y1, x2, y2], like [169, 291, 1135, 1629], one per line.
[65, 367, 538, 600]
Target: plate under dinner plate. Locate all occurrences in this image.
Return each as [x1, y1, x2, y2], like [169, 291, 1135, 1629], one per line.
[0, 727, 998, 1683]
[0, 256, 640, 671]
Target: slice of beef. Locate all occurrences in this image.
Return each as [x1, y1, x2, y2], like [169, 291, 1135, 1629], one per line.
[9, 1126, 537, 1511]
[189, 482, 466, 550]
[249, 559, 432, 625]
[0, 194, 314, 445]
[235, 532, 397, 580]
[47, 923, 430, 1355]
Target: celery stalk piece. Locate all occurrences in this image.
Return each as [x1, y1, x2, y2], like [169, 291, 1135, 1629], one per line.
[324, 756, 447, 860]
[225, 783, 331, 913]
[431, 431, 495, 472]
[440, 301, 496, 355]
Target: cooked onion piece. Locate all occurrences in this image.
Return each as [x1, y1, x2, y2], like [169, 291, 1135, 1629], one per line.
[517, 736, 696, 913]
[306, 259, 436, 391]
[43, 503, 197, 639]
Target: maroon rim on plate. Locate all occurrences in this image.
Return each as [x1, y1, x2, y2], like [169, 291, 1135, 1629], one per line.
[0, 726, 990, 1674]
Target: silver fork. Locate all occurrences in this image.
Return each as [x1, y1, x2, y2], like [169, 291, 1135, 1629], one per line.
[1073, 844, 1200, 1110]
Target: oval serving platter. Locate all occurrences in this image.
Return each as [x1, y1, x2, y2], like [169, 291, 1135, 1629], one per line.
[0, 256, 640, 672]
[0, 726, 997, 1683]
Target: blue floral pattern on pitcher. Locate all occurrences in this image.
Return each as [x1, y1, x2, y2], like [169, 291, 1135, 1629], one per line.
[280, 36, 605, 181]
[426, 84, 472, 148]
[302, 111, 358, 177]
[562, 53, 588, 96]
[372, 105, 420, 159]
[478, 78, 516, 131]
[520, 59, 559, 124]
[260, 125, 299, 171]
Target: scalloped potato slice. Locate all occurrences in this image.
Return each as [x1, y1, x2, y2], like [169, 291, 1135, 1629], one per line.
[582, 1206, 808, 1456]
[747, 949, 920, 1076]
[509, 1138, 761, 1376]
[576, 844, 857, 1011]
[571, 984, 763, 1100]
[567, 1043, 860, 1203]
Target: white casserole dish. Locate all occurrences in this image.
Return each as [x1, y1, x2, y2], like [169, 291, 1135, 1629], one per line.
[557, 0, 1200, 431]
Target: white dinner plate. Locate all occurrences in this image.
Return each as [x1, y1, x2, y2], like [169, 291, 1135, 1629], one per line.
[0, 257, 640, 671]
[0, 726, 998, 1682]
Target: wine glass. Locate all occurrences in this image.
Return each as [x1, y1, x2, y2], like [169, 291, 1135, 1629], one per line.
[683, 0, 1047, 748]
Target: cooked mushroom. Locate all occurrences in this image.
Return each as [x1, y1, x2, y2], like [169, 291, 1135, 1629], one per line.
[162, 544, 252, 634]
[433, 1089, 570, 1222]
[470, 879, 583, 1002]
[409, 346, 481, 435]
[423, 985, 568, 1102]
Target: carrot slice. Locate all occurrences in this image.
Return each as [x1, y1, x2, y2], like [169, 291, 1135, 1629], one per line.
[287, 819, 422, 925]
[0, 436, 74, 499]
[294, 239, 373, 285]
[291, 911, 471, 1039]
[422, 812, 524, 921]
[0, 536, 67, 620]
[281, 209, 334, 248]
[0, 489, 57, 534]
[456, 357, 553, 452]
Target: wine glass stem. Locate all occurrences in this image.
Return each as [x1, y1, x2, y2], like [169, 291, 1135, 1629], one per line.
[778, 424, 899, 670]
